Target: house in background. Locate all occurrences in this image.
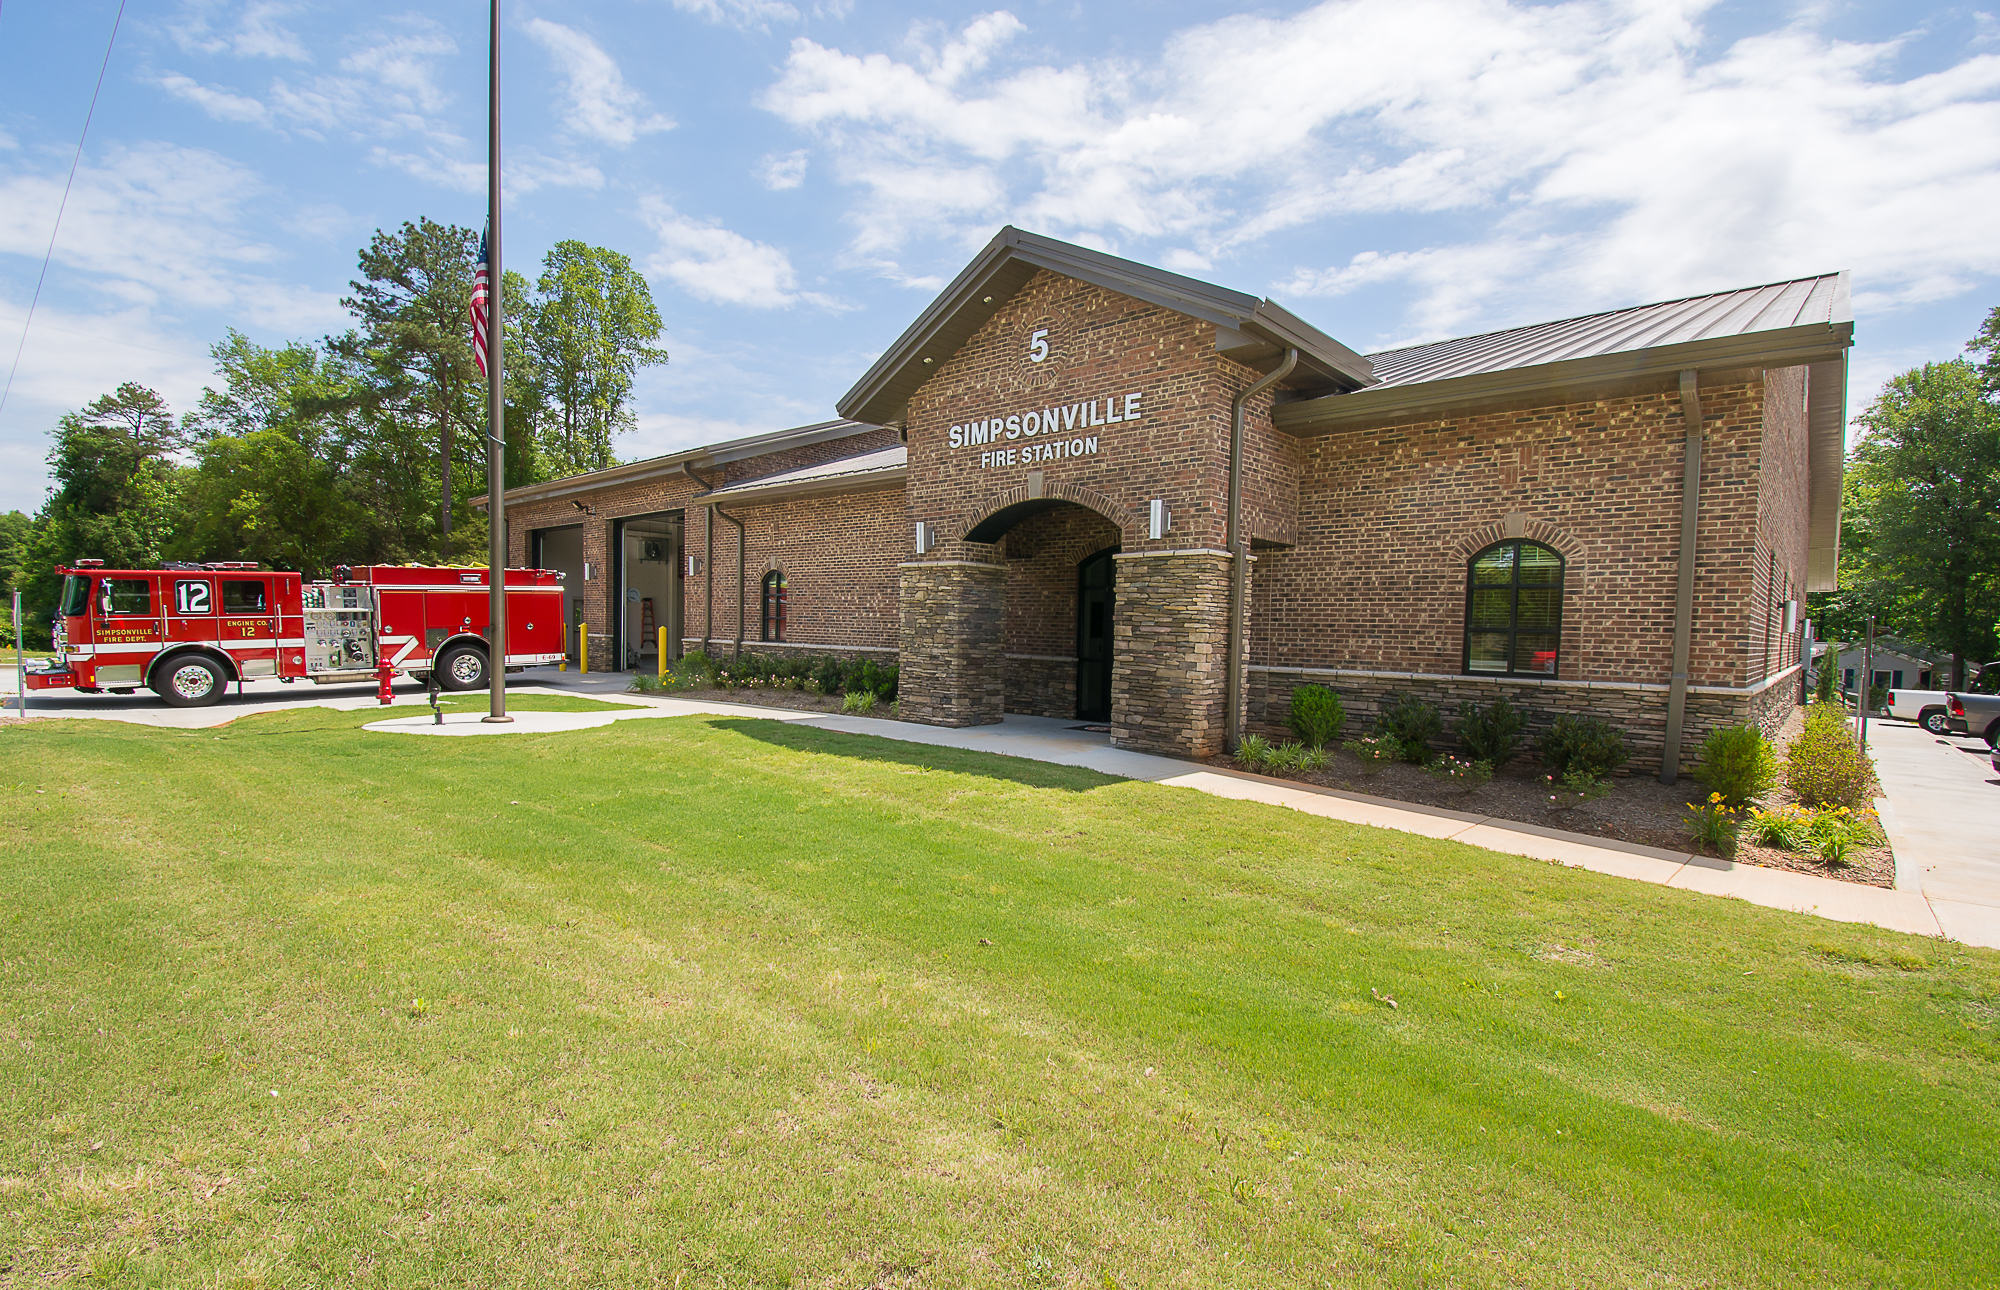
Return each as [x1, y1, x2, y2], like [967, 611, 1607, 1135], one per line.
[1835, 637, 1946, 694]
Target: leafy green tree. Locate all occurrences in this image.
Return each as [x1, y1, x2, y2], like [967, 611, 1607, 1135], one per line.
[330, 219, 487, 562]
[520, 241, 667, 478]
[19, 384, 187, 628]
[1832, 359, 2000, 688]
[0, 510, 30, 593]
[174, 331, 372, 575]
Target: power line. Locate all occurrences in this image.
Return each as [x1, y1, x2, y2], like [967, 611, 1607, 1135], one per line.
[0, 0, 129, 419]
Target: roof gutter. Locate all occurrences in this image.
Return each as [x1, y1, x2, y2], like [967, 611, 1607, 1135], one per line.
[1226, 347, 1297, 753]
[1660, 370, 1704, 785]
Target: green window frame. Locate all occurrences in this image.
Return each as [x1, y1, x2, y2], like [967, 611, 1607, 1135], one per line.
[1463, 540, 1563, 678]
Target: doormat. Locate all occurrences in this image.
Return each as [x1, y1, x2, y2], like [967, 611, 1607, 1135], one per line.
[1071, 724, 1112, 732]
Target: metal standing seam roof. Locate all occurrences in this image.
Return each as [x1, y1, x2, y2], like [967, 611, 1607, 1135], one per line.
[472, 418, 885, 508]
[1361, 273, 1850, 388]
[697, 443, 907, 504]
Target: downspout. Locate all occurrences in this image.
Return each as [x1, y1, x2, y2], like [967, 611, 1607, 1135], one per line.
[1660, 368, 1703, 784]
[1226, 346, 1298, 752]
[723, 503, 744, 661]
[684, 463, 745, 660]
[683, 463, 714, 654]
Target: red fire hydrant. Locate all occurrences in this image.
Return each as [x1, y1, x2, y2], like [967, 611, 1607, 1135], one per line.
[375, 658, 395, 706]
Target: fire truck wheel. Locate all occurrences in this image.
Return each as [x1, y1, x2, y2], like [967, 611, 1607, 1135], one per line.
[155, 654, 226, 707]
[436, 644, 488, 691]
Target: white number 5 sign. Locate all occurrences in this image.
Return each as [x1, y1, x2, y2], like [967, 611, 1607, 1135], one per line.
[1027, 329, 1049, 363]
[174, 580, 211, 615]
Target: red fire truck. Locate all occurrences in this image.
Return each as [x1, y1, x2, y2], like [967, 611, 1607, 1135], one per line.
[25, 561, 566, 707]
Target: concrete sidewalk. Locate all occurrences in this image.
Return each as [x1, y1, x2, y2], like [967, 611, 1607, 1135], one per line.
[1868, 719, 2000, 948]
[516, 686, 1966, 949]
[8, 668, 1979, 949]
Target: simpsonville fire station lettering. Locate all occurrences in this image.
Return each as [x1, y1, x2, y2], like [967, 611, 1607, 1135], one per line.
[947, 390, 1139, 468]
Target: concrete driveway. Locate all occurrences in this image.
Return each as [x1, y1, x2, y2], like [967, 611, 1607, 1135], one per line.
[1869, 718, 2000, 946]
[0, 664, 626, 728]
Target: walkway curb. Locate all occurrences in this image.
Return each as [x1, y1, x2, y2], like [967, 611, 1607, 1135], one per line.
[556, 688, 1981, 949]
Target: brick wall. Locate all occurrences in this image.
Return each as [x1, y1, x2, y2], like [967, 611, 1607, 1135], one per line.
[902, 269, 1286, 563]
[502, 428, 904, 666]
[1251, 375, 1769, 690]
[691, 484, 904, 656]
[1751, 365, 1810, 686]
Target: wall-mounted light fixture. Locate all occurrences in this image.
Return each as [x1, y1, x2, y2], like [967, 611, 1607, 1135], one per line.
[582, 562, 592, 581]
[1783, 600, 1799, 635]
[914, 521, 936, 554]
[1148, 499, 1171, 541]
[570, 499, 597, 516]
[685, 554, 703, 578]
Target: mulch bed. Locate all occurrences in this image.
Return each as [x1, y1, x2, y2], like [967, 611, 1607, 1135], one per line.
[1201, 706, 1894, 889]
[640, 681, 1894, 889]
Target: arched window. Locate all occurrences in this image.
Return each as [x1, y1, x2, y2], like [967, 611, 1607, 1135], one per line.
[760, 571, 787, 642]
[1464, 540, 1562, 677]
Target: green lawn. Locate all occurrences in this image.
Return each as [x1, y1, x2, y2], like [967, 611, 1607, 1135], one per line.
[1, 701, 1995, 1288]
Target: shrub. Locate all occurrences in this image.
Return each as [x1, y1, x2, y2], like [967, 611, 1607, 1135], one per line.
[841, 690, 877, 715]
[1542, 769, 1610, 810]
[1287, 686, 1346, 748]
[1456, 697, 1526, 767]
[1786, 716, 1874, 808]
[1746, 804, 1812, 850]
[1377, 695, 1444, 764]
[1425, 755, 1493, 792]
[1809, 805, 1876, 866]
[1342, 737, 1396, 774]
[1538, 715, 1629, 778]
[1812, 649, 1840, 705]
[1266, 740, 1329, 773]
[1683, 793, 1740, 851]
[1234, 734, 1274, 770]
[1693, 724, 1779, 808]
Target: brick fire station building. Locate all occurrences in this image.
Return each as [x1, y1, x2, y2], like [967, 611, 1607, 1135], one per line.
[480, 228, 1851, 773]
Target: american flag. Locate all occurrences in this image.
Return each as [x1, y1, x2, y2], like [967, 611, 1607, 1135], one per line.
[470, 227, 491, 378]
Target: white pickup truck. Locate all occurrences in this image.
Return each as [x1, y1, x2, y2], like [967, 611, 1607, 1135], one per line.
[1887, 662, 1998, 734]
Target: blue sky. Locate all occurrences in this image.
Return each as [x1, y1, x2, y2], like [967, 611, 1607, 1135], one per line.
[1, 0, 1997, 513]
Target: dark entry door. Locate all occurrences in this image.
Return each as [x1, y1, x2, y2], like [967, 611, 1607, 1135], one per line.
[1076, 548, 1116, 721]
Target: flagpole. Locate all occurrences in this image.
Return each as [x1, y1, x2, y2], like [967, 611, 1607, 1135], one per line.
[482, 0, 511, 724]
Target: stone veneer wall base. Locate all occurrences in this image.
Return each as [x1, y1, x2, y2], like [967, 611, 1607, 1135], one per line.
[1111, 551, 1234, 758]
[899, 561, 1007, 727]
[1250, 665, 1803, 774]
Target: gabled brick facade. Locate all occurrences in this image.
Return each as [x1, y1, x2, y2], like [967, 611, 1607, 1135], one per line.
[486, 233, 1845, 772]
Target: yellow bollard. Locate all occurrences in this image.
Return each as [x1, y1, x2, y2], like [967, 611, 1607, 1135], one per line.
[579, 622, 588, 674]
[658, 627, 668, 681]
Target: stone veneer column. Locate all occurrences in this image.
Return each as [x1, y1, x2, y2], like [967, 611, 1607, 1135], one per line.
[899, 560, 1007, 727]
[1110, 550, 1235, 758]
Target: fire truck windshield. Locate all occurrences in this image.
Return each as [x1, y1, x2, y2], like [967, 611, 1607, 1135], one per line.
[59, 575, 89, 617]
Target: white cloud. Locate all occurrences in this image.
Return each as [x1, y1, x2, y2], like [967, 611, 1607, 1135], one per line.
[169, 1, 310, 62]
[522, 19, 674, 146]
[670, 0, 802, 31]
[0, 143, 341, 330]
[159, 73, 271, 125]
[166, 17, 463, 148]
[760, 2, 2000, 341]
[639, 199, 838, 309]
[760, 149, 808, 190]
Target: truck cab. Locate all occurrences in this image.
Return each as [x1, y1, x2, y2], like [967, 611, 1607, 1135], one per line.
[36, 560, 303, 705]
